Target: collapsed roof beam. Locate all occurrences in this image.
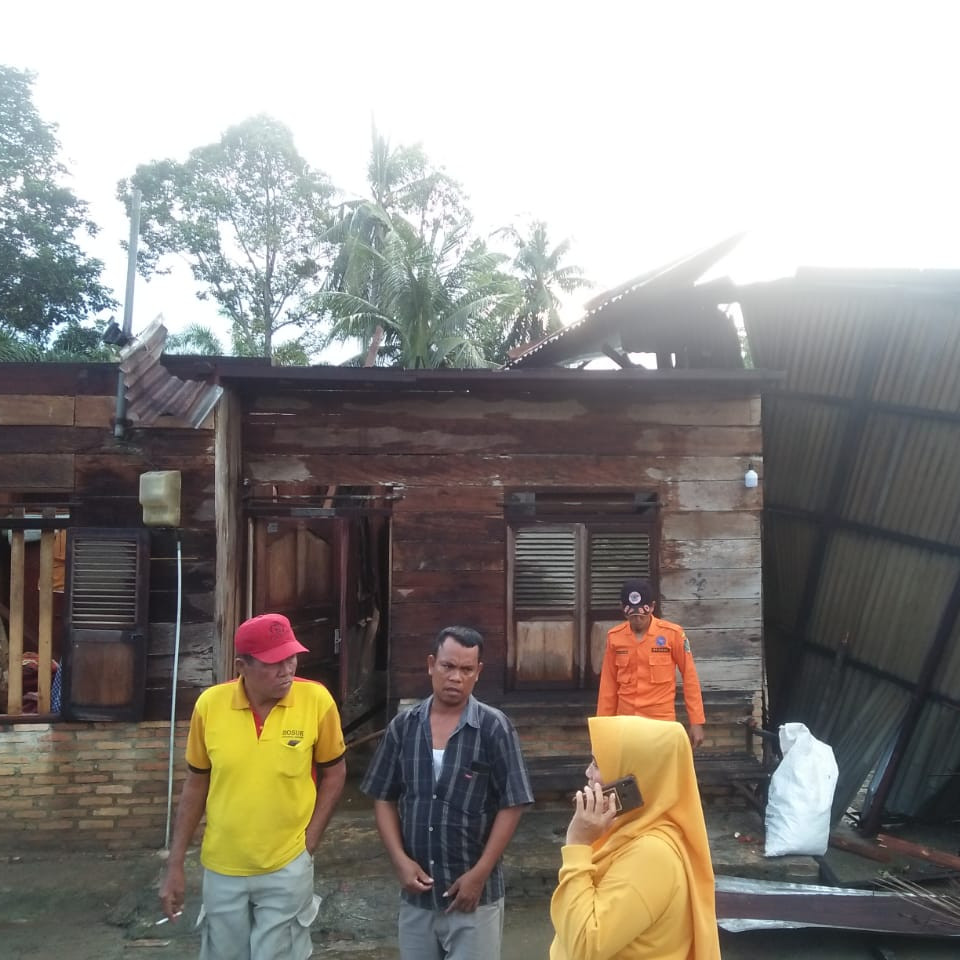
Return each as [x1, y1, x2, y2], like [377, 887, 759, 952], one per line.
[600, 343, 638, 369]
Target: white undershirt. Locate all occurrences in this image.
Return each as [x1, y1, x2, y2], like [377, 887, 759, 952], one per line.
[432, 748, 445, 779]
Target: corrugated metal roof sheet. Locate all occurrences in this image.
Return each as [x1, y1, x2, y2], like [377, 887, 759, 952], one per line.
[808, 534, 958, 676]
[740, 270, 960, 825]
[884, 702, 960, 818]
[787, 653, 909, 823]
[761, 397, 846, 513]
[119, 317, 222, 428]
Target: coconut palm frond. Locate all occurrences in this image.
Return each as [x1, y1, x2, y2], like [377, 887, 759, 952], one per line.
[0, 332, 44, 362]
[875, 873, 960, 931]
[165, 322, 225, 356]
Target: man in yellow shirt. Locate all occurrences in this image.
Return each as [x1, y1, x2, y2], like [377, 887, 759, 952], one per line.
[159, 613, 346, 960]
[597, 578, 706, 749]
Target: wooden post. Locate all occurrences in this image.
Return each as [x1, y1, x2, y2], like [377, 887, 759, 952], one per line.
[7, 508, 25, 714]
[37, 515, 55, 713]
[214, 389, 242, 684]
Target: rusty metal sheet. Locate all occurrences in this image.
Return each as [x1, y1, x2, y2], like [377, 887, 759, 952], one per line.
[716, 876, 960, 936]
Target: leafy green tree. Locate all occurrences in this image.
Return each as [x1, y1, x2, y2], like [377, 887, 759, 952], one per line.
[496, 220, 592, 359]
[317, 223, 518, 368]
[0, 65, 115, 350]
[164, 322, 225, 356]
[119, 116, 335, 359]
[270, 339, 310, 366]
[323, 128, 472, 361]
[162, 320, 310, 364]
[318, 129, 517, 366]
[0, 318, 114, 362]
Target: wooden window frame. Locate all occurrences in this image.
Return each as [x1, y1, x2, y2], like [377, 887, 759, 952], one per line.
[506, 490, 659, 689]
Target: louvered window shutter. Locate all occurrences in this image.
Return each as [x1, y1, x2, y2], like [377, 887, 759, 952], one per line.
[589, 531, 651, 608]
[61, 528, 150, 721]
[513, 526, 577, 609]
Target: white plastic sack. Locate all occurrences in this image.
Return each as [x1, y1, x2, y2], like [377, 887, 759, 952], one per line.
[764, 722, 838, 857]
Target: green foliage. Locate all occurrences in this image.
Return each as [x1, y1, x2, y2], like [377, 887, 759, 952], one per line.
[1, 80, 589, 369]
[317, 224, 518, 369]
[162, 319, 309, 365]
[317, 128, 518, 367]
[0, 319, 114, 362]
[119, 116, 335, 359]
[365, 127, 467, 245]
[0, 65, 115, 352]
[164, 322, 225, 356]
[494, 220, 592, 362]
[270, 339, 310, 366]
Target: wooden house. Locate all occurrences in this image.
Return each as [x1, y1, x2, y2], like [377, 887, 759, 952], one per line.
[0, 354, 773, 848]
[217, 364, 771, 736]
[0, 245, 775, 846]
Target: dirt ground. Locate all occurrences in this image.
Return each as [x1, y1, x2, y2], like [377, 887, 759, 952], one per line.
[3, 788, 958, 959]
[3, 846, 959, 960]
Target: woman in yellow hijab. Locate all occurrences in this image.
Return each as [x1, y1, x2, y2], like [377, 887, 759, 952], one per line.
[549, 716, 720, 960]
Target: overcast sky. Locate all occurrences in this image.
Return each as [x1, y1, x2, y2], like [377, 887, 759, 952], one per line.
[4, 1, 960, 347]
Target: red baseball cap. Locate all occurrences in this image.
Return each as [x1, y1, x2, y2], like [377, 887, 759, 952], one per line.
[234, 613, 308, 663]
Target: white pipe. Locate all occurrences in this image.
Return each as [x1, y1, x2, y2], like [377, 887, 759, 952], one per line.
[164, 533, 183, 849]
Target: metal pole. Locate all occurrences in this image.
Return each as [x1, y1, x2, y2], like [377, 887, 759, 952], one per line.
[114, 189, 141, 439]
[164, 533, 183, 849]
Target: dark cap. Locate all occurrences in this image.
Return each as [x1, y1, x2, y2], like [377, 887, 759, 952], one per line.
[620, 578, 655, 611]
[235, 613, 308, 663]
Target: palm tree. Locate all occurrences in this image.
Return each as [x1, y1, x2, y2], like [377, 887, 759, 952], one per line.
[316, 223, 518, 368]
[164, 323, 225, 356]
[316, 128, 516, 367]
[0, 330, 41, 361]
[497, 221, 593, 356]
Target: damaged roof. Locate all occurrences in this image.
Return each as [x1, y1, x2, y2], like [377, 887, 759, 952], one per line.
[739, 267, 960, 830]
[504, 233, 745, 369]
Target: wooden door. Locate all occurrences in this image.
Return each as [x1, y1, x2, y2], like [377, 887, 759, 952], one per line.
[250, 517, 350, 701]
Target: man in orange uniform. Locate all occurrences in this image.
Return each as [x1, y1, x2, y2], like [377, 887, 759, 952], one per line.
[597, 578, 706, 749]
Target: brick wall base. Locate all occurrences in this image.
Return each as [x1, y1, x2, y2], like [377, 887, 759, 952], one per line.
[0, 720, 191, 851]
[1, 694, 764, 850]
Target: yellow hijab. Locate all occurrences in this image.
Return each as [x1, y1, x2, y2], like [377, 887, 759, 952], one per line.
[588, 715, 720, 960]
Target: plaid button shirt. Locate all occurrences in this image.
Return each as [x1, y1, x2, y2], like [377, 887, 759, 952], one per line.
[360, 695, 534, 909]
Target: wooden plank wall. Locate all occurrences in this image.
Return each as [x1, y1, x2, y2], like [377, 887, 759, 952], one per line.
[0, 365, 216, 720]
[244, 386, 764, 715]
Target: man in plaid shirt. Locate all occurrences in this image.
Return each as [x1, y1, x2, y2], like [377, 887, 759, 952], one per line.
[361, 625, 534, 960]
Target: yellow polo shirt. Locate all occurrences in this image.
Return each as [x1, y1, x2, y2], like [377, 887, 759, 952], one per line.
[186, 677, 345, 876]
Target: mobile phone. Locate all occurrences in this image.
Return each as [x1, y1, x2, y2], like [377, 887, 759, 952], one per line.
[601, 775, 644, 816]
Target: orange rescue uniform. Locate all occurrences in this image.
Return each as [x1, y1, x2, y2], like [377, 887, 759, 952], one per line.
[597, 616, 705, 725]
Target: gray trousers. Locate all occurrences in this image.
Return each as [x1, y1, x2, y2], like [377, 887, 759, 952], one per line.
[198, 849, 319, 960]
[398, 898, 504, 960]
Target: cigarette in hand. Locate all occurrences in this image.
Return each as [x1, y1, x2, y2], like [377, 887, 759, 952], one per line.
[155, 911, 183, 925]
